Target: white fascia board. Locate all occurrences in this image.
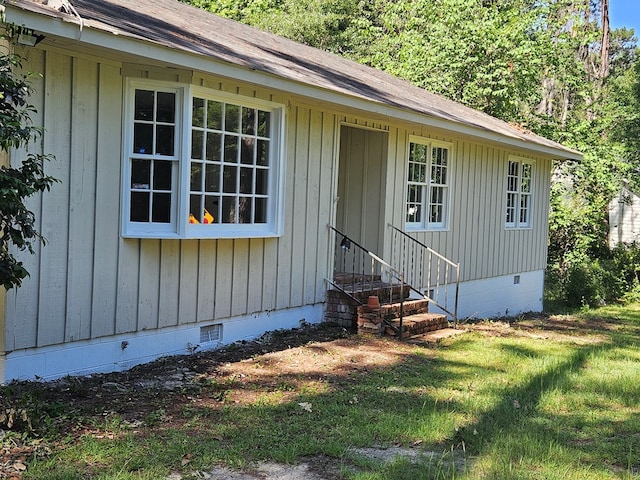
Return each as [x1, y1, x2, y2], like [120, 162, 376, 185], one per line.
[5, 5, 582, 162]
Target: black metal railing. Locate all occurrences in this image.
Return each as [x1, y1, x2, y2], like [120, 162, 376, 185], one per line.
[327, 225, 406, 334]
[389, 225, 460, 326]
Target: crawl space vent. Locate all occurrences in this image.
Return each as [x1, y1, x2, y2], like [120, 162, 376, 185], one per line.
[200, 324, 222, 344]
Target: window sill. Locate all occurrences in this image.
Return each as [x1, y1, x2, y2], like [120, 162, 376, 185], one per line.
[122, 226, 283, 240]
[504, 225, 533, 231]
[405, 225, 449, 233]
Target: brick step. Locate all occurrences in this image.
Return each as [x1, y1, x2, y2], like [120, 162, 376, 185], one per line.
[356, 298, 430, 322]
[356, 297, 442, 336]
[385, 312, 449, 338]
[375, 298, 431, 319]
[347, 284, 409, 304]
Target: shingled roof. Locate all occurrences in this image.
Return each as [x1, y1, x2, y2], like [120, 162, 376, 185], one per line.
[4, 0, 581, 159]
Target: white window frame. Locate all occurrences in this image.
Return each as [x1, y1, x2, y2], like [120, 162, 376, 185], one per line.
[505, 156, 534, 229]
[405, 136, 452, 231]
[121, 79, 285, 239]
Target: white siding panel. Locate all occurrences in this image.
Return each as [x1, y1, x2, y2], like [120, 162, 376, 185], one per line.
[179, 241, 199, 324]
[450, 139, 465, 272]
[384, 127, 402, 234]
[196, 240, 216, 322]
[276, 107, 297, 310]
[490, 150, 505, 278]
[262, 238, 278, 311]
[38, 51, 72, 347]
[304, 110, 321, 305]
[214, 240, 234, 319]
[158, 240, 180, 328]
[479, 146, 496, 278]
[290, 107, 310, 307]
[66, 57, 98, 343]
[137, 239, 160, 331]
[477, 145, 490, 275]
[231, 239, 250, 317]
[91, 63, 122, 339]
[115, 239, 140, 334]
[6, 48, 45, 351]
[315, 112, 336, 300]
[247, 239, 265, 314]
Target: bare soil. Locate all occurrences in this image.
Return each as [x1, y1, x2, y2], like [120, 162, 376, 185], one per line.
[0, 313, 615, 479]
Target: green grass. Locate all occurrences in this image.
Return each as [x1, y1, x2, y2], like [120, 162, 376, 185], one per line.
[12, 304, 640, 479]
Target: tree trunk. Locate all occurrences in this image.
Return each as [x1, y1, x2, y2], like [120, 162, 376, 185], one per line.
[599, 0, 610, 79]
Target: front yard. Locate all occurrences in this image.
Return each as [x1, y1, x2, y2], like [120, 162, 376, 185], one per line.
[1, 305, 639, 479]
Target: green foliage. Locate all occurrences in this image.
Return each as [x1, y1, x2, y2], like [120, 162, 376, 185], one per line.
[185, 0, 640, 307]
[548, 242, 640, 308]
[0, 382, 72, 435]
[0, 33, 57, 290]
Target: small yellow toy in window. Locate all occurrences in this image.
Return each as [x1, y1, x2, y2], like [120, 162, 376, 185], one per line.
[189, 213, 199, 224]
[203, 209, 214, 224]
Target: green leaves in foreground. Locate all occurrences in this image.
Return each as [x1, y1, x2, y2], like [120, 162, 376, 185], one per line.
[0, 39, 58, 290]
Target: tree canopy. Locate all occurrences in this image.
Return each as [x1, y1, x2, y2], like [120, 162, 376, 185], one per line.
[183, 0, 640, 306]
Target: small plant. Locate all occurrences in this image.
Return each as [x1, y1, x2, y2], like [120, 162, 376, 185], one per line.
[144, 408, 167, 427]
[0, 385, 72, 436]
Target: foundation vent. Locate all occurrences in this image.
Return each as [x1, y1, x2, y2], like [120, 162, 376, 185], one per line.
[200, 324, 223, 344]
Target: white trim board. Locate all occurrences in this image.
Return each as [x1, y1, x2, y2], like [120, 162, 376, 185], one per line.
[1, 304, 323, 383]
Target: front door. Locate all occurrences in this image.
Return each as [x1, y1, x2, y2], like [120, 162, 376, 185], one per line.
[335, 125, 388, 257]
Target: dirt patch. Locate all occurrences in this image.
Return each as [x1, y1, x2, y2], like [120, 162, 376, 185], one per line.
[462, 312, 611, 344]
[167, 457, 343, 480]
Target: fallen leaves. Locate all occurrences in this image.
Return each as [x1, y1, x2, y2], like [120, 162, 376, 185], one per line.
[0, 439, 49, 479]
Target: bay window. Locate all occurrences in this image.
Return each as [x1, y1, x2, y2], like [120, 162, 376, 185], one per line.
[122, 79, 284, 238]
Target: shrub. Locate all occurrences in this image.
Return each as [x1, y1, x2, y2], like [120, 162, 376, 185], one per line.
[563, 259, 605, 308]
[549, 242, 640, 309]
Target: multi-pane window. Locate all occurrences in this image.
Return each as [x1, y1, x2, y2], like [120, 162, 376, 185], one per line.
[129, 88, 178, 227]
[506, 158, 533, 228]
[122, 80, 284, 239]
[189, 98, 270, 225]
[406, 138, 451, 230]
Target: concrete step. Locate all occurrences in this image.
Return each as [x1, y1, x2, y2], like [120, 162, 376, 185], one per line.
[407, 327, 466, 344]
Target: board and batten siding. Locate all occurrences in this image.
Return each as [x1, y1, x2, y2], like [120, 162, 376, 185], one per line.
[6, 49, 335, 351]
[5, 46, 555, 353]
[383, 124, 552, 284]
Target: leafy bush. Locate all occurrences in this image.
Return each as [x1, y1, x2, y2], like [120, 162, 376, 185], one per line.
[563, 259, 605, 308]
[548, 242, 640, 309]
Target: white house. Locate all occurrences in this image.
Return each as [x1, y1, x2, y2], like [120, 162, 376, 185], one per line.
[609, 183, 640, 247]
[0, 0, 581, 382]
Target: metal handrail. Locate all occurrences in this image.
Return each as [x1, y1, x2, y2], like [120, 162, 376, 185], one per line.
[328, 225, 406, 336]
[389, 224, 460, 327]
